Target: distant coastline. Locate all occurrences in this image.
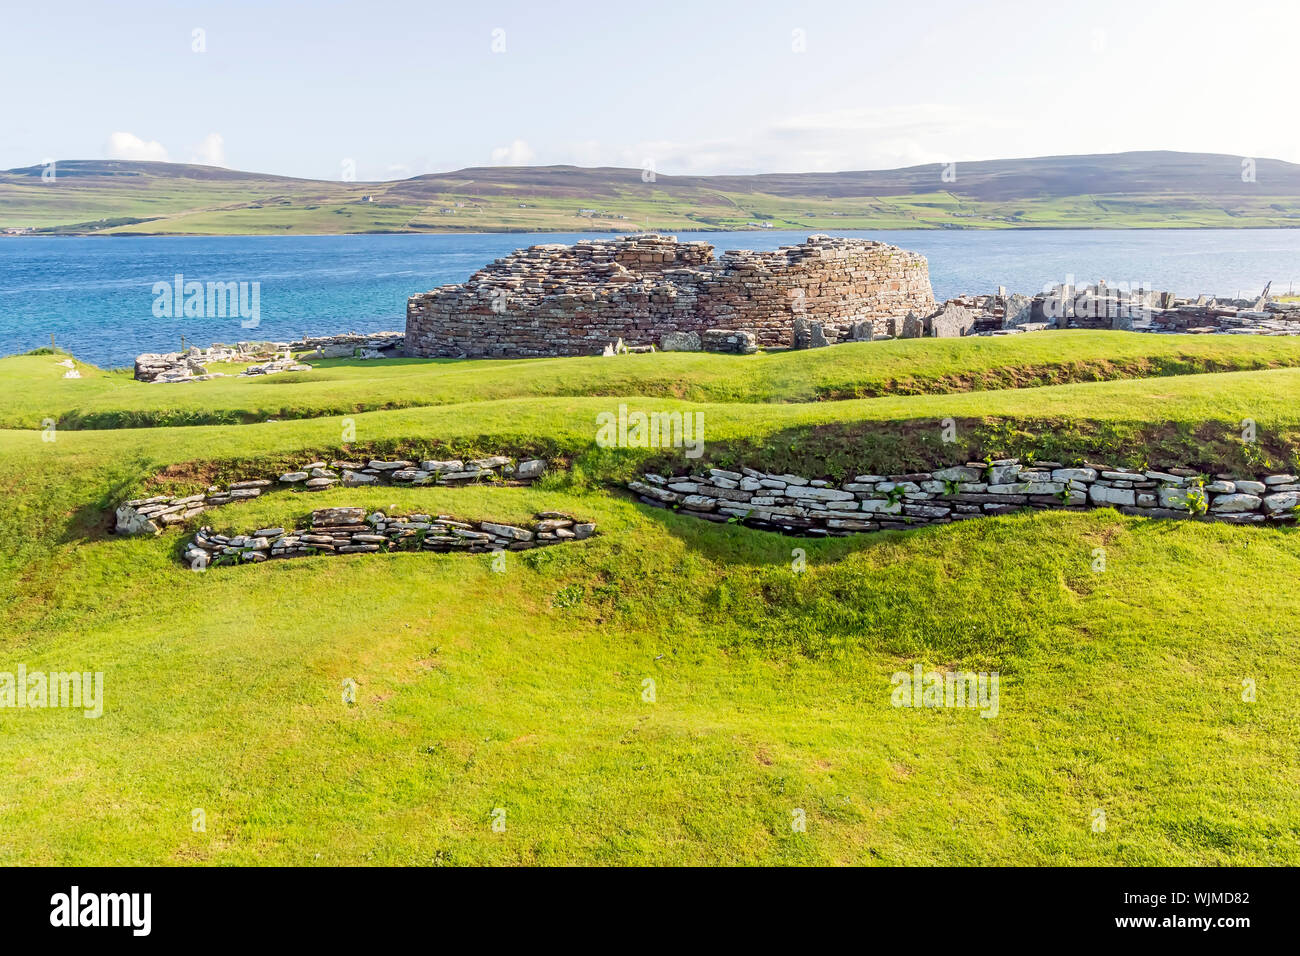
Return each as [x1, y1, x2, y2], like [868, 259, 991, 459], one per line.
[9, 223, 1300, 239]
[5, 150, 1300, 236]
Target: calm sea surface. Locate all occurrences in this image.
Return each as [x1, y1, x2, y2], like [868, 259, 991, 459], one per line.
[2, 229, 1298, 367]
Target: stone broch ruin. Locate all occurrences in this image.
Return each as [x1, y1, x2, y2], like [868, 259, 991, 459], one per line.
[405, 234, 936, 357]
[133, 233, 1300, 378]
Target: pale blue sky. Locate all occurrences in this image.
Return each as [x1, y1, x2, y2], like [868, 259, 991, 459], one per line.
[3, 0, 1297, 180]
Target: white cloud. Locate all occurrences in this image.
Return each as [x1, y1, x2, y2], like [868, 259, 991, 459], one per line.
[565, 139, 606, 167]
[105, 131, 170, 162]
[520, 105, 1017, 177]
[189, 132, 225, 167]
[490, 139, 536, 166]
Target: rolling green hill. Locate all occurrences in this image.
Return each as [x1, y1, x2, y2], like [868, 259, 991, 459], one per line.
[1, 334, 1297, 864]
[5, 151, 1300, 235]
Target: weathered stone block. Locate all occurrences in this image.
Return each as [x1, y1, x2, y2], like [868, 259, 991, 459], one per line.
[927, 303, 975, 338]
[513, 459, 547, 480]
[1002, 293, 1033, 328]
[1264, 491, 1300, 512]
[660, 331, 701, 352]
[1210, 493, 1261, 513]
[1090, 485, 1136, 507]
[701, 329, 758, 354]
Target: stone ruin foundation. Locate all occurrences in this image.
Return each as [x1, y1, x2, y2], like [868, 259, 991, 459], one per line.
[404, 234, 936, 358]
[134, 332, 405, 383]
[184, 507, 594, 568]
[632, 460, 1300, 536]
[114, 454, 548, 535]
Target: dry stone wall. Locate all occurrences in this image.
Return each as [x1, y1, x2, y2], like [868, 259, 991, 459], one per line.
[183, 507, 594, 567]
[631, 460, 1300, 535]
[405, 234, 935, 357]
[115, 454, 548, 535]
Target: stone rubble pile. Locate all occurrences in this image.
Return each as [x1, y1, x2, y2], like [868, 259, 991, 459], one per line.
[115, 455, 548, 535]
[740, 299, 987, 349]
[182, 507, 595, 567]
[630, 459, 1300, 535]
[921, 286, 1300, 339]
[936, 292, 1044, 335]
[134, 347, 239, 383]
[1027, 283, 1300, 336]
[780, 284, 1300, 350]
[406, 234, 935, 358]
[133, 332, 405, 383]
[1145, 298, 1300, 335]
[291, 331, 405, 359]
[242, 355, 314, 377]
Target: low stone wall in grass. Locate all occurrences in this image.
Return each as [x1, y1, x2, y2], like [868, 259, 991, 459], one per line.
[183, 507, 595, 567]
[115, 455, 549, 535]
[630, 459, 1300, 535]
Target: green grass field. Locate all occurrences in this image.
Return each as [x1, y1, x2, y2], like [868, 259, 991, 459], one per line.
[13, 330, 1300, 431]
[1, 333, 1297, 865]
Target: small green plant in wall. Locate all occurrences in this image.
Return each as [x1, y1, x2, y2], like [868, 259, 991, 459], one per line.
[1241, 439, 1270, 470]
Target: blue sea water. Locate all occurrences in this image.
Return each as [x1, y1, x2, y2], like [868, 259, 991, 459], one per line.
[1, 229, 1298, 368]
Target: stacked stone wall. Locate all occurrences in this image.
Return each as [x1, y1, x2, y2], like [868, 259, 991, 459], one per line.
[183, 508, 594, 567]
[114, 454, 547, 535]
[632, 460, 1300, 535]
[405, 234, 935, 357]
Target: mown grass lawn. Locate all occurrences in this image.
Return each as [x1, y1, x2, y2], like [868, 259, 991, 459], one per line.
[0, 340, 1297, 865]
